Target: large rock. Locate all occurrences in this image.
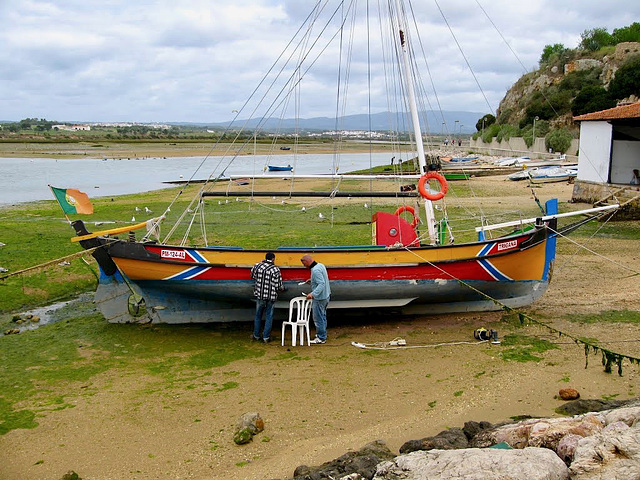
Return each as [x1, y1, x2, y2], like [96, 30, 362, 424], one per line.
[527, 414, 604, 451]
[293, 440, 395, 480]
[373, 447, 569, 480]
[570, 422, 640, 479]
[233, 412, 264, 445]
[462, 420, 494, 441]
[556, 433, 583, 465]
[556, 399, 626, 416]
[602, 405, 640, 427]
[399, 427, 468, 454]
[559, 388, 580, 401]
[236, 412, 264, 435]
[472, 414, 605, 451]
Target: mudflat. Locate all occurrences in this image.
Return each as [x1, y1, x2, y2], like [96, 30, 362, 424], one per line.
[0, 140, 400, 159]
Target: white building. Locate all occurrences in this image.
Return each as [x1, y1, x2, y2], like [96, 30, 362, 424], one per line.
[52, 124, 91, 131]
[572, 102, 640, 210]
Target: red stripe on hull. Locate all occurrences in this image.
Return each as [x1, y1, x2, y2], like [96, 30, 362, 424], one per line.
[183, 261, 495, 282]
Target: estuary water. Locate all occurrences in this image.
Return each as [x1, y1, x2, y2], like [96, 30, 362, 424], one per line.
[0, 152, 395, 205]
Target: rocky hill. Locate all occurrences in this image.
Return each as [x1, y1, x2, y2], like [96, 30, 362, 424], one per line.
[496, 42, 640, 131]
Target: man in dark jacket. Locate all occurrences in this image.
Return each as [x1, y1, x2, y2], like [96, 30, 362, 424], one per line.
[251, 252, 284, 342]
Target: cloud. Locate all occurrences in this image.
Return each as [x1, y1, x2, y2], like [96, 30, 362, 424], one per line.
[1, 0, 639, 122]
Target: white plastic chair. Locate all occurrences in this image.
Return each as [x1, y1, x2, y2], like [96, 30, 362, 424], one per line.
[281, 296, 312, 346]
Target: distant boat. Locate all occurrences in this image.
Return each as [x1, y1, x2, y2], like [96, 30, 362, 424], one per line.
[528, 166, 578, 184]
[279, 146, 291, 150]
[508, 166, 577, 182]
[449, 156, 478, 162]
[268, 165, 293, 172]
[496, 156, 530, 167]
[443, 172, 470, 181]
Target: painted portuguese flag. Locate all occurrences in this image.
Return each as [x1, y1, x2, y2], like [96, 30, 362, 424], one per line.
[50, 186, 94, 214]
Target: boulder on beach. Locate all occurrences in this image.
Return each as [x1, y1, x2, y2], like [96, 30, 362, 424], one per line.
[373, 447, 569, 480]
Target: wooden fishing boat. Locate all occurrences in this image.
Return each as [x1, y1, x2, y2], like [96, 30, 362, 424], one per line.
[69, 1, 616, 324]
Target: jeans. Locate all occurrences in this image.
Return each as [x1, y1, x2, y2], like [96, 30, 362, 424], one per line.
[312, 298, 329, 341]
[253, 299, 275, 340]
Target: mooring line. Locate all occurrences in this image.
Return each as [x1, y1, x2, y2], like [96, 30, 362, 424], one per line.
[399, 234, 640, 376]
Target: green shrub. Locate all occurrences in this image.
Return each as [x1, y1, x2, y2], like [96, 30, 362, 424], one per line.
[481, 124, 500, 143]
[608, 55, 640, 101]
[545, 128, 573, 154]
[559, 69, 602, 91]
[571, 86, 616, 115]
[496, 125, 519, 143]
[580, 27, 614, 51]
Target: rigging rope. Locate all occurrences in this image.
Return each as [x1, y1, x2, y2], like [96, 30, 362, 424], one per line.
[0, 242, 115, 281]
[548, 224, 640, 277]
[433, 0, 494, 115]
[399, 220, 640, 375]
[352, 338, 490, 350]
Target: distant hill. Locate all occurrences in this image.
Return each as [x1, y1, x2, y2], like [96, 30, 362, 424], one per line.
[199, 110, 483, 135]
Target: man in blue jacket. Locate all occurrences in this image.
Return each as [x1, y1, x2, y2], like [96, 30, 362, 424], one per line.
[301, 254, 331, 344]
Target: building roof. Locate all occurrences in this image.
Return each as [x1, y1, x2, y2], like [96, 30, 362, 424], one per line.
[574, 102, 640, 121]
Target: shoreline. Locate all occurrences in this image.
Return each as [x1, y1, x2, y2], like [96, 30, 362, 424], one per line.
[0, 140, 468, 160]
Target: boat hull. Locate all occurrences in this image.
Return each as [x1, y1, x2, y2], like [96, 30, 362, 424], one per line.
[267, 165, 293, 171]
[96, 274, 550, 323]
[88, 219, 557, 323]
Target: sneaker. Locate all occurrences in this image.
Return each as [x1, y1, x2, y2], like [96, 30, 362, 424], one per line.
[250, 335, 260, 342]
[310, 337, 326, 344]
[262, 337, 271, 343]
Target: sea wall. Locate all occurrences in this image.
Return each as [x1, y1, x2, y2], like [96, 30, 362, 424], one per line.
[572, 179, 640, 219]
[469, 137, 579, 161]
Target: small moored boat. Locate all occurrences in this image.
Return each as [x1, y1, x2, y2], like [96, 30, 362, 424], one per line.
[268, 165, 293, 172]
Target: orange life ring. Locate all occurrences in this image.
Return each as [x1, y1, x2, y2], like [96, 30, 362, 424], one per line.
[394, 205, 419, 228]
[418, 172, 448, 201]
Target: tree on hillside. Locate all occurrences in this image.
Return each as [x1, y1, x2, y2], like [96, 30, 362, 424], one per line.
[579, 27, 614, 51]
[539, 43, 569, 66]
[612, 22, 640, 43]
[475, 114, 495, 132]
[608, 55, 640, 101]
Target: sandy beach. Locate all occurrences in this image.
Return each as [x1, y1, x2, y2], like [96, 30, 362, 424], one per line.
[1, 165, 639, 480]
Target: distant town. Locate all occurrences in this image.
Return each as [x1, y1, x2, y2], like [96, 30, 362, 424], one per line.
[0, 118, 445, 142]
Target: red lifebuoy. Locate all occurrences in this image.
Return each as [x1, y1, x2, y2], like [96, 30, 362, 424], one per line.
[394, 205, 419, 228]
[418, 172, 448, 201]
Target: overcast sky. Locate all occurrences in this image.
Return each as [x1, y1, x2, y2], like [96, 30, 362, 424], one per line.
[1, 0, 638, 124]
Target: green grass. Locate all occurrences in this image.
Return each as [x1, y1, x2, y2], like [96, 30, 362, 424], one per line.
[0, 313, 263, 435]
[565, 310, 640, 324]
[577, 220, 640, 241]
[498, 334, 559, 363]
